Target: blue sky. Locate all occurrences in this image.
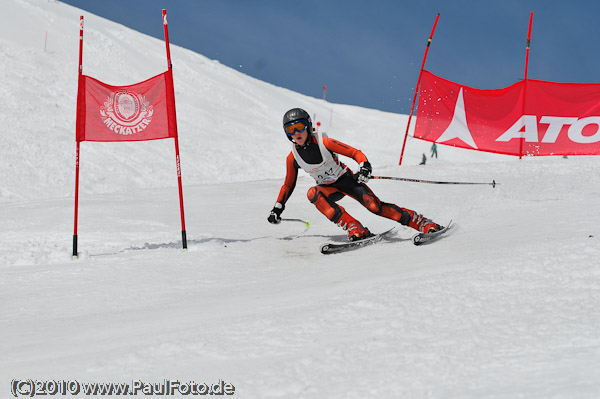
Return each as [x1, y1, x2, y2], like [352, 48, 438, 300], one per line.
[60, 0, 600, 114]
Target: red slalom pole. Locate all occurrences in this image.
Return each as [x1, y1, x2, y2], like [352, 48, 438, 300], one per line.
[163, 10, 173, 69]
[399, 13, 440, 166]
[519, 11, 533, 160]
[73, 16, 84, 259]
[322, 85, 327, 101]
[163, 9, 187, 250]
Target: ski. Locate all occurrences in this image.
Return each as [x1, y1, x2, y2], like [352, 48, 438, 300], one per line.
[412, 220, 453, 246]
[320, 228, 395, 255]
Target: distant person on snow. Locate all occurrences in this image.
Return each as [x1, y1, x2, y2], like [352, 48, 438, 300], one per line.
[431, 143, 438, 158]
[267, 108, 442, 241]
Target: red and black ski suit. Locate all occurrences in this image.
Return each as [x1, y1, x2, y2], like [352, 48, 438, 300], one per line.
[275, 134, 427, 230]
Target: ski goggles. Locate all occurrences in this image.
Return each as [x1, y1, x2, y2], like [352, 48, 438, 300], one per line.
[284, 119, 309, 136]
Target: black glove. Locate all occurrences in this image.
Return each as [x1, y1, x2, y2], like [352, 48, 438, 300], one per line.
[356, 161, 372, 183]
[268, 202, 284, 224]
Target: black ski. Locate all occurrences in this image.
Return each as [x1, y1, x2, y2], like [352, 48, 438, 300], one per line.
[412, 220, 453, 246]
[320, 228, 395, 255]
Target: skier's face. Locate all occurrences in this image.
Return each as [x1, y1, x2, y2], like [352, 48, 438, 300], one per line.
[292, 129, 309, 145]
[284, 119, 310, 145]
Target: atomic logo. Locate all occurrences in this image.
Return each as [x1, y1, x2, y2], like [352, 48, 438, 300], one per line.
[100, 91, 154, 136]
[436, 88, 478, 149]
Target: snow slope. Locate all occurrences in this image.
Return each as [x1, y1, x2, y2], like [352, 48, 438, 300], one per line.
[1, 1, 600, 398]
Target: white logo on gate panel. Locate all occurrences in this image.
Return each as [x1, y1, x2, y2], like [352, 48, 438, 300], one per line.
[436, 88, 478, 149]
[100, 91, 154, 136]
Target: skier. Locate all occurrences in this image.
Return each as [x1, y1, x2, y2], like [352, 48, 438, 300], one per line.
[431, 143, 438, 158]
[267, 108, 442, 241]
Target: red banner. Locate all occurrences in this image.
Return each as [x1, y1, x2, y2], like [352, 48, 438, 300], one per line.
[76, 70, 177, 142]
[415, 70, 600, 156]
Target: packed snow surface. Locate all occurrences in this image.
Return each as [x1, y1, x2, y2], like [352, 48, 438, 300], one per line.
[1, 1, 599, 398]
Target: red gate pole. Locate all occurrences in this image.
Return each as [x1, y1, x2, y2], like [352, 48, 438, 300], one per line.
[162, 9, 187, 250]
[73, 16, 83, 259]
[519, 11, 533, 160]
[399, 13, 440, 165]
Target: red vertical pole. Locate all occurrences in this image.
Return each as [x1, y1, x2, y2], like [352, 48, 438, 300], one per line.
[519, 11, 533, 160]
[322, 85, 327, 101]
[399, 13, 440, 165]
[163, 9, 187, 250]
[73, 16, 83, 259]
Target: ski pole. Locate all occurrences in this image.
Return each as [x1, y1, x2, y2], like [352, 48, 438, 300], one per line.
[371, 176, 498, 188]
[281, 218, 311, 227]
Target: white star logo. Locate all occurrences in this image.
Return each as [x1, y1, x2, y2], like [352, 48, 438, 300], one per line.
[436, 87, 478, 149]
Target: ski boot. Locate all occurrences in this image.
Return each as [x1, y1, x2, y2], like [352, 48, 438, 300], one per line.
[408, 212, 442, 234]
[420, 220, 442, 234]
[336, 213, 372, 241]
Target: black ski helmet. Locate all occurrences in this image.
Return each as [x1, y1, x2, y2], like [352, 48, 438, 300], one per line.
[283, 108, 313, 142]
